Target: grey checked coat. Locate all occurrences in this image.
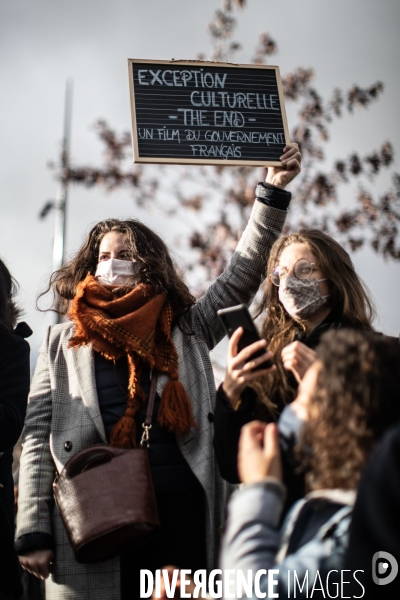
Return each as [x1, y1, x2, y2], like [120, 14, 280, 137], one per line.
[16, 201, 287, 600]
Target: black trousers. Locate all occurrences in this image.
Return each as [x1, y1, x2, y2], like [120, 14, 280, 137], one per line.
[121, 487, 207, 599]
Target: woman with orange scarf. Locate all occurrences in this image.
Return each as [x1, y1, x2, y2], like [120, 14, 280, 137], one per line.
[15, 143, 301, 600]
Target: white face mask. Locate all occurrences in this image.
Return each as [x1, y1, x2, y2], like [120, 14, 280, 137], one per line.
[95, 258, 140, 286]
[278, 275, 329, 320]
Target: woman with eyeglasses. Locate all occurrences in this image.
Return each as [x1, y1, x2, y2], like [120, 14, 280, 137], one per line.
[213, 229, 375, 492]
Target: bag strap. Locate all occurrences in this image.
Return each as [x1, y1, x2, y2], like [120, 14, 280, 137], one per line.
[140, 371, 158, 448]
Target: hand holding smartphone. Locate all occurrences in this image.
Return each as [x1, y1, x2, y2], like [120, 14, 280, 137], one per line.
[217, 304, 273, 370]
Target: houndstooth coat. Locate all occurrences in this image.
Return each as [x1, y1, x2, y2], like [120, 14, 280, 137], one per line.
[16, 201, 287, 600]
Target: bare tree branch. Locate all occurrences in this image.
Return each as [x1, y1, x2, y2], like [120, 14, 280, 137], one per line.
[49, 0, 399, 295]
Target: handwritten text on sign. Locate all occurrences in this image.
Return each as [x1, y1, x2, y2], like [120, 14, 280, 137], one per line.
[128, 60, 290, 165]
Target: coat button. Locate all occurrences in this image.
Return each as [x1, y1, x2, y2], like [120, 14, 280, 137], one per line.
[208, 412, 214, 423]
[64, 441, 72, 452]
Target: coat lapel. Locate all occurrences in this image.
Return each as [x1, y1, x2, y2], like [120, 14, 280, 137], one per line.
[70, 343, 108, 443]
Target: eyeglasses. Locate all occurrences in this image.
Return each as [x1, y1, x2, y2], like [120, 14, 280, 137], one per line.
[270, 258, 319, 286]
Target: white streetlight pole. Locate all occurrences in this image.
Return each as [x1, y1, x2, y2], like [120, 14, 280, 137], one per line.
[53, 80, 73, 323]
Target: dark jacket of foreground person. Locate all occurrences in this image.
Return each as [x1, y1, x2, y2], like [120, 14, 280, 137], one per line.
[0, 323, 30, 599]
[344, 421, 400, 599]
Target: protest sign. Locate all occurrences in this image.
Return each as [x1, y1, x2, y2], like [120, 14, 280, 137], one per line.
[128, 59, 290, 166]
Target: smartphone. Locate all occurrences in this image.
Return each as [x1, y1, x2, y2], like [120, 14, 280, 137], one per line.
[217, 304, 273, 370]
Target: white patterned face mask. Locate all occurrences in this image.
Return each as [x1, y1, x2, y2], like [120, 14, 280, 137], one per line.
[95, 258, 140, 286]
[278, 275, 329, 320]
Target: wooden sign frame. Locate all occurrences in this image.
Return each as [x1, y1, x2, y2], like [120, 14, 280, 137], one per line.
[127, 59, 290, 167]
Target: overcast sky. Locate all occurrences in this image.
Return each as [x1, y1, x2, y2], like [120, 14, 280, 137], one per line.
[1, 0, 399, 367]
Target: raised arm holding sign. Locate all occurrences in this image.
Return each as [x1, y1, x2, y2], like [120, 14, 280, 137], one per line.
[16, 57, 300, 600]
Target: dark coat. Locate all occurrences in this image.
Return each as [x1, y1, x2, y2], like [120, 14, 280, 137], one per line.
[344, 421, 400, 599]
[0, 324, 30, 598]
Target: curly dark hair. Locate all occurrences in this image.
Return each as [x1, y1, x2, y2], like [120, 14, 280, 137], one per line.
[299, 329, 400, 491]
[38, 219, 196, 319]
[0, 258, 21, 331]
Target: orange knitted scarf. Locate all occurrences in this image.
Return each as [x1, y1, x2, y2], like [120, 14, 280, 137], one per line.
[68, 274, 196, 448]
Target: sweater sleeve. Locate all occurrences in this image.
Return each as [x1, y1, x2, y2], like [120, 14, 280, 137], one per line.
[344, 424, 400, 598]
[220, 482, 285, 598]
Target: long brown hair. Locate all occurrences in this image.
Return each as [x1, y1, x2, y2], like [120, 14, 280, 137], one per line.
[253, 230, 375, 412]
[38, 219, 196, 319]
[299, 329, 400, 490]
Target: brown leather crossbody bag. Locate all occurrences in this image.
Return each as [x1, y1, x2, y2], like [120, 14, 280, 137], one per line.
[53, 373, 160, 563]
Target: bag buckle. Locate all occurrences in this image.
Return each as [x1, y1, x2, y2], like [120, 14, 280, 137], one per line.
[140, 423, 152, 448]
